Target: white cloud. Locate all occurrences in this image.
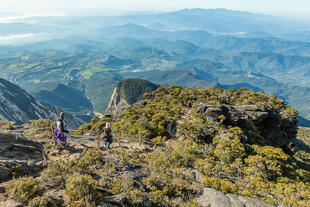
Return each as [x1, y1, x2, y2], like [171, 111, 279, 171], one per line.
[0, 13, 66, 23]
[0, 0, 309, 19]
[0, 33, 36, 41]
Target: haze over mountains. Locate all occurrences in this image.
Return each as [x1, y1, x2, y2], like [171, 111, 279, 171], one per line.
[1, 8, 310, 125]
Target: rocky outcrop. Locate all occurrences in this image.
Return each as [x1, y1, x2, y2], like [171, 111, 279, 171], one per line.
[99, 193, 128, 207]
[106, 84, 131, 115]
[197, 188, 273, 207]
[0, 78, 84, 128]
[0, 132, 45, 182]
[106, 79, 159, 115]
[196, 103, 297, 148]
[0, 199, 24, 207]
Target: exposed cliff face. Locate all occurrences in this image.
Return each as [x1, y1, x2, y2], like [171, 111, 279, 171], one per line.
[106, 84, 130, 115]
[106, 79, 160, 115]
[0, 78, 83, 128]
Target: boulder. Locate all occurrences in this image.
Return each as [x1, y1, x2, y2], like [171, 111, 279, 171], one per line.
[197, 188, 232, 206]
[205, 108, 222, 117]
[0, 199, 24, 207]
[166, 122, 176, 134]
[0, 133, 45, 181]
[250, 111, 269, 122]
[233, 105, 259, 112]
[225, 194, 245, 207]
[197, 188, 274, 207]
[238, 196, 274, 207]
[0, 166, 11, 182]
[196, 103, 214, 114]
[196, 103, 209, 113]
[191, 169, 204, 181]
[197, 103, 297, 148]
[100, 193, 128, 207]
[119, 169, 147, 180]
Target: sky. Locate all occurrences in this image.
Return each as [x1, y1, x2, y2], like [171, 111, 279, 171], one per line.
[0, 0, 309, 20]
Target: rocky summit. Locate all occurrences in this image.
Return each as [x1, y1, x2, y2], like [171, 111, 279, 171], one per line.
[196, 103, 297, 148]
[0, 84, 309, 207]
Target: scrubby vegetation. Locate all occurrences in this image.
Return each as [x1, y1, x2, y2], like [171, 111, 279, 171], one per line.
[65, 174, 99, 206]
[7, 177, 42, 205]
[2, 86, 309, 206]
[28, 196, 57, 207]
[0, 120, 15, 130]
[23, 119, 55, 140]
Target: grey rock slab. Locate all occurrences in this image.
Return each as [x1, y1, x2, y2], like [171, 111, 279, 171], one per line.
[0, 199, 24, 207]
[101, 193, 128, 207]
[238, 196, 274, 207]
[197, 188, 232, 207]
[0, 166, 11, 182]
[226, 194, 245, 207]
[197, 188, 274, 207]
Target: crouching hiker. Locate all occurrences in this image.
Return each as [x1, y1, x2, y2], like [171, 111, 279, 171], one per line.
[54, 112, 70, 147]
[101, 122, 113, 150]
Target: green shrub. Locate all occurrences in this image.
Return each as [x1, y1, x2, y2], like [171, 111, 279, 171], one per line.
[201, 176, 238, 194]
[41, 160, 75, 187]
[28, 196, 57, 207]
[110, 177, 135, 195]
[151, 136, 167, 146]
[65, 173, 98, 207]
[127, 188, 145, 205]
[7, 177, 41, 204]
[24, 119, 54, 140]
[76, 148, 105, 170]
[213, 134, 246, 163]
[0, 120, 15, 130]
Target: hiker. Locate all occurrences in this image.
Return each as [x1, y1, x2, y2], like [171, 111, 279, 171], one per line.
[101, 122, 113, 150]
[54, 112, 70, 147]
[187, 98, 193, 109]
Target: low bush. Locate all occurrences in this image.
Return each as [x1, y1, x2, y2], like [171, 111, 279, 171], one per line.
[28, 196, 57, 207]
[0, 120, 15, 130]
[76, 148, 105, 170]
[65, 173, 99, 207]
[41, 160, 75, 187]
[7, 177, 41, 204]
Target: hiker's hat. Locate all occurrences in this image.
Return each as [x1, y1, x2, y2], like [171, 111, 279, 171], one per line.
[60, 112, 65, 119]
[106, 122, 111, 128]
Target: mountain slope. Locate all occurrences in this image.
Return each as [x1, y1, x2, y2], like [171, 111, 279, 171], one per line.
[0, 78, 84, 128]
[122, 69, 219, 88]
[29, 83, 93, 113]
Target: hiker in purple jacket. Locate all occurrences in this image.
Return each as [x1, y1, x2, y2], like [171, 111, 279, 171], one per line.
[54, 112, 69, 147]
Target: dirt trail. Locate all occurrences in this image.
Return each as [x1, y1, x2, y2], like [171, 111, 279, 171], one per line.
[46, 134, 151, 162]
[178, 108, 193, 124]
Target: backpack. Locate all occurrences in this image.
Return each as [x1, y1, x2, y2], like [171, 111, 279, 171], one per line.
[103, 128, 113, 142]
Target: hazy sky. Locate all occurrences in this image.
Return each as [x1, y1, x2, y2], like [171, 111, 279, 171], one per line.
[1, 0, 309, 19]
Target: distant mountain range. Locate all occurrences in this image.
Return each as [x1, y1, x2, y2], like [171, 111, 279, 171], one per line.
[0, 8, 310, 125]
[1, 8, 310, 44]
